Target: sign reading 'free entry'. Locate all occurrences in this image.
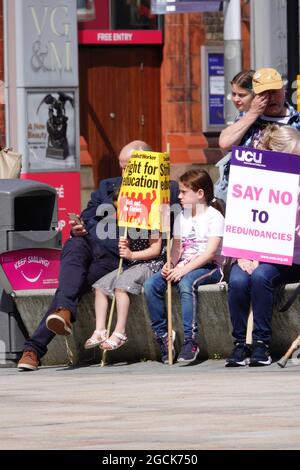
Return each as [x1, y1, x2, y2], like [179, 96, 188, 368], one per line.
[222, 146, 300, 265]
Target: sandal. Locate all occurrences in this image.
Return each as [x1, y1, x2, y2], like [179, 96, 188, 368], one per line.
[101, 331, 128, 351]
[84, 329, 107, 349]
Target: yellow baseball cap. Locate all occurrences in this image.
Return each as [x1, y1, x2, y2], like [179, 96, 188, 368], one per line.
[252, 68, 283, 94]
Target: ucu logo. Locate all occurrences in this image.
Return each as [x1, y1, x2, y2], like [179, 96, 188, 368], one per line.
[235, 148, 263, 164]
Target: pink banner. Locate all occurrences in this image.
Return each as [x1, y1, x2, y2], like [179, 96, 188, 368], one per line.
[0, 249, 61, 291]
[222, 247, 293, 266]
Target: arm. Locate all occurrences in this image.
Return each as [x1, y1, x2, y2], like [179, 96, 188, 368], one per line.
[161, 236, 181, 278]
[80, 177, 121, 241]
[80, 182, 107, 223]
[80, 177, 121, 224]
[69, 179, 117, 238]
[161, 212, 182, 277]
[119, 235, 162, 261]
[166, 237, 222, 282]
[170, 237, 181, 267]
[218, 94, 269, 150]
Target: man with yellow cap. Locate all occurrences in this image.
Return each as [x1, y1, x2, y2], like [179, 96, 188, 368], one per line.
[219, 67, 300, 150]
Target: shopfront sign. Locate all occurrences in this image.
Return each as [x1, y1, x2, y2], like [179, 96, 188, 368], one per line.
[78, 29, 163, 45]
[15, 0, 78, 87]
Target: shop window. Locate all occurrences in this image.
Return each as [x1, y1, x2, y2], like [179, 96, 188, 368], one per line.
[77, 0, 96, 22]
[111, 0, 159, 30]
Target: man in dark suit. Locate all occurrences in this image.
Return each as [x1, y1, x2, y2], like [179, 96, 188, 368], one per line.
[18, 141, 179, 370]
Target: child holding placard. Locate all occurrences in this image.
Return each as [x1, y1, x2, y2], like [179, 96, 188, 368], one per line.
[84, 230, 165, 350]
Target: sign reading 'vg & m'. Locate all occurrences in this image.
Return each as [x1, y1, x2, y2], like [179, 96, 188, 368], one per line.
[118, 150, 170, 231]
[222, 146, 300, 265]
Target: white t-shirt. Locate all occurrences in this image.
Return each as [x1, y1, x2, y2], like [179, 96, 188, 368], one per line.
[173, 206, 225, 267]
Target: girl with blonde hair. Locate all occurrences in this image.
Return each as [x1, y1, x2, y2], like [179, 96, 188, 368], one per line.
[260, 124, 300, 154]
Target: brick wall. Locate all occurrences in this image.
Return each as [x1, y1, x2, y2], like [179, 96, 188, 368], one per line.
[202, 11, 224, 41]
[161, 2, 250, 166]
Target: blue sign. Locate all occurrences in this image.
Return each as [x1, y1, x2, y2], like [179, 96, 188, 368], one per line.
[151, 1, 222, 14]
[208, 52, 224, 126]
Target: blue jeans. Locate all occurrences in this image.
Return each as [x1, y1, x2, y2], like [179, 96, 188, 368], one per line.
[228, 262, 300, 344]
[144, 264, 222, 338]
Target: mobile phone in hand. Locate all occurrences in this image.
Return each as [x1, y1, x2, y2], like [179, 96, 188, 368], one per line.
[68, 212, 82, 225]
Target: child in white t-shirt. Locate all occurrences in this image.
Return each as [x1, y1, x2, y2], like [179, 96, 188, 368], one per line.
[144, 169, 225, 363]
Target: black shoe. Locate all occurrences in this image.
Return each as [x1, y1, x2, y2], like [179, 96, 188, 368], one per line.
[156, 331, 175, 364]
[249, 340, 272, 367]
[225, 342, 251, 367]
[177, 337, 199, 363]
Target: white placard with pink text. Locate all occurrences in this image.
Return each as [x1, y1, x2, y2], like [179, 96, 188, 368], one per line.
[222, 146, 300, 265]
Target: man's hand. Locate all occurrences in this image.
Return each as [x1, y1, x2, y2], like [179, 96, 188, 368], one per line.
[248, 93, 269, 117]
[69, 219, 88, 237]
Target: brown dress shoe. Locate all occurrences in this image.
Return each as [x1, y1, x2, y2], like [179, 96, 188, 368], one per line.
[46, 307, 72, 336]
[18, 350, 39, 371]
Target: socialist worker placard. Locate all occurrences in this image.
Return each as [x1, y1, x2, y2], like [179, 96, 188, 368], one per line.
[118, 150, 170, 231]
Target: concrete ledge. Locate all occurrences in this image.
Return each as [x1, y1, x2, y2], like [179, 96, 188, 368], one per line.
[13, 283, 300, 366]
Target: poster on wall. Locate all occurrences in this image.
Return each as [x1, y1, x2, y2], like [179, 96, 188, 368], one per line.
[26, 90, 78, 172]
[208, 52, 224, 126]
[201, 45, 225, 132]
